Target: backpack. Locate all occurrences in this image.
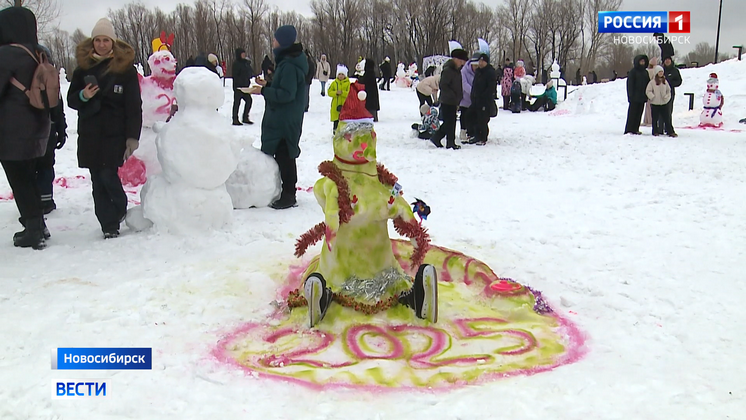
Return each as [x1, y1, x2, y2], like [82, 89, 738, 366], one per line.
[9, 44, 60, 110]
[511, 80, 522, 96]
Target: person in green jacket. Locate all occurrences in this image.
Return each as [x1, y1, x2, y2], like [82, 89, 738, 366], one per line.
[248, 25, 309, 209]
[327, 65, 350, 132]
[528, 79, 557, 112]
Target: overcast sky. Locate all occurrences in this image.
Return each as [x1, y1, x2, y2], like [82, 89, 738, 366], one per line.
[57, 0, 743, 56]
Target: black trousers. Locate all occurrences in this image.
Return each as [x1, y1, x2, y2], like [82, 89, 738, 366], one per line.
[1, 159, 43, 221]
[382, 76, 391, 91]
[624, 102, 645, 134]
[90, 168, 127, 233]
[232, 90, 252, 121]
[305, 85, 311, 112]
[459, 106, 474, 136]
[35, 147, 55, 205]
[651, 104, 674, 135]
[431, 103, 458, 147]
[417, 91, 433, 113]
[472, 108, 490, 142]
[274, 140, 298, 197]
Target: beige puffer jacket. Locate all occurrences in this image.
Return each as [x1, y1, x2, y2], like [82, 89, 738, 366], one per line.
[416, 74, 441, 97]
[646, 78, 672, 105]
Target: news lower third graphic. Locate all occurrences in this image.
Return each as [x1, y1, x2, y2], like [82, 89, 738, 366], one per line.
[52, 347, 152, 370]
[598, 11, 691, 34]
[51, 348, 152, 398]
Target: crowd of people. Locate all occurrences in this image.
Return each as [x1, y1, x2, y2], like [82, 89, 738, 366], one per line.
[0, 4, 690, 250]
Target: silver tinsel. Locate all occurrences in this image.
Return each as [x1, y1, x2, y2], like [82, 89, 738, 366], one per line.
[339, 268, 411, 302]
[335, 121, 374, 137]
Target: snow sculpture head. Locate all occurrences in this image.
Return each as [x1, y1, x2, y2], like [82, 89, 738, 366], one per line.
[148, 50, 177, 80]
[706, 73, 719, 91]
[333, 84, 376, 164]
[174, 67, 223, 110]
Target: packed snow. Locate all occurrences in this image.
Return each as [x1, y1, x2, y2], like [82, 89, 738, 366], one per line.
[0, 57, 744, 419]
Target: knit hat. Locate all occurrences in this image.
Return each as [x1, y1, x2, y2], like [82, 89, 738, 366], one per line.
[420, 104, 431, 115]
[470, 52, 482, 62]
[451, 48, 469, 61]
[208, 53, 218, 65]
[340, 83, 373, 122]
[707, 72, 719, 89]
[336, 65, 348, 77]
[274, 25, 297, 49]
[516, 60, 525, 67]
[653, 65, 664, 74]
[91, 18, 116, 41]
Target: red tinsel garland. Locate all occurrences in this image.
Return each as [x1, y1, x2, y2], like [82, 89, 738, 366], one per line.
[295, 222, 327, 258]
[318, 161, 354, 224]
[393, 217, 431, 269]
[376, 163, 398, 186]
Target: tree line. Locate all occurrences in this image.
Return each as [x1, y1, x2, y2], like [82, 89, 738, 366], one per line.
[31, 0, 736, 83]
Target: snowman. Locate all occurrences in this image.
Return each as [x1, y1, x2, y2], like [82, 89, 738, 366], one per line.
[699, 72, 724, 128]
[127, 67, 239, 234]
[394, 62, 410, 88]
[140, 50, 178, 128]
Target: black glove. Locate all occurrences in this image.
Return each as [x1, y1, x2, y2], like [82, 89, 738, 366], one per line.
[336, 105, 342, 112]
[55, 133, 66, 149]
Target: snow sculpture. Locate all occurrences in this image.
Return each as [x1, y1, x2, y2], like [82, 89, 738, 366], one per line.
[225, 145, 281, 209]
[140, 50, 177, 128]
[59, 68, 67, 85]
[422, 55, 450, 76]
[699, 72, 724, 128]
[394, 63, 410, 88]
[550, 60, 560, 79]
[293, 82, 436, 327]
[136, 67, 239, 234]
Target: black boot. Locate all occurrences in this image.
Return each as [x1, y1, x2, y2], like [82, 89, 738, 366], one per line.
[14, 217, 47, 250]
[242, 117, 254, 125]
[399, 264, 438, 322]
[232, 119, 243, 126]
[304, 273, 333, 327]
[14, 217, 50, 243]
[270, 190, 297, 210]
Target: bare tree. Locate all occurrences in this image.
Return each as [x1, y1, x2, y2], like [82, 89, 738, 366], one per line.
[6, 0, 61, 35]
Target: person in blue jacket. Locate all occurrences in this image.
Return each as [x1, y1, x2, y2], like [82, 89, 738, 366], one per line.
[528, 79, 557, 112]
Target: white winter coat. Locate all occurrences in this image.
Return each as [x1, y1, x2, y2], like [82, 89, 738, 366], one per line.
[317, 59, 331, 82]
[646, 79, 671, 106]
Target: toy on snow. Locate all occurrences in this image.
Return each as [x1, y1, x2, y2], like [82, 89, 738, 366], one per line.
[292, 82, 437, 327]
[699, 73, 724, 128]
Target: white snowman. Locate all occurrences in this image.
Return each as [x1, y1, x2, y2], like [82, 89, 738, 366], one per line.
[395, 63, 410, 88]
[127, 67, 239, 234]
[699, 72, 724, 128]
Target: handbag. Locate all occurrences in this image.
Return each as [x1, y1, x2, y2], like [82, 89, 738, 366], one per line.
[489, 100, 498, 117]
[323, 70, 328, 76]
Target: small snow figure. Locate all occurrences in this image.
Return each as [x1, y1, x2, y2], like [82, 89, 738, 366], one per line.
[411, 198, 431, 222]
[699, 73, 724, 128]
[140, 50, 178, 128]
[395, 63, 411, 88]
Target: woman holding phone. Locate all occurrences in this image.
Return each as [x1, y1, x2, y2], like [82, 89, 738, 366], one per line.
[68, 18, 142, 239]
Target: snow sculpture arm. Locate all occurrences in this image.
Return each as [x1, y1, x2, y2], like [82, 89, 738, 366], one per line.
[317, 177, 340, 251]
[261, 65, 299, 104]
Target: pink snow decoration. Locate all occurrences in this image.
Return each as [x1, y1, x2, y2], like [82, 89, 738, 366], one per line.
[118, 156, 148, 187]
[53, 175, 88, 188]
[0, 191, 13, 200]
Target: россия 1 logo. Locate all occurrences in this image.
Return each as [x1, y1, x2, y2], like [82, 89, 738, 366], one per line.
[598, 11, 690, 34]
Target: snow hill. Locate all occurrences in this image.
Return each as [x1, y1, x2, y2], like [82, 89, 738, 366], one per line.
[561, 56, 746, 129]
[0, 58, 744, 419]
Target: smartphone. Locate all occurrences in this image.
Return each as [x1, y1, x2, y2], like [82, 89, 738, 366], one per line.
[84, 75, 98, 88]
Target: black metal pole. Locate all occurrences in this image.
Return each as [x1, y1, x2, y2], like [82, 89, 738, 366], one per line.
[715, 0, 724, 63]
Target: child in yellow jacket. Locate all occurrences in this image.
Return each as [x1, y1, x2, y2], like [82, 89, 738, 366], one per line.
[328, 65, 351, 132]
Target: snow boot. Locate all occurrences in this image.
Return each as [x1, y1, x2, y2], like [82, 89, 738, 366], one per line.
[270, 191, 297, 210]
[232, 120, 243, 126]
[103, 230, 120, 239]
[242, 118, 254, 125]
[14, 217, 50, 243]
[304, 273, 333, 328]
[14, 217, 47, 250]
[399, 264, 438, 323]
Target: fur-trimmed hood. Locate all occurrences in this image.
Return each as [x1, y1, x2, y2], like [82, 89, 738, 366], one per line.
[75, 38, 136, 74]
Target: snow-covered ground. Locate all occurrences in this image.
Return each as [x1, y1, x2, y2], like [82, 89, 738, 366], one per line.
[1, 58, 745, 419]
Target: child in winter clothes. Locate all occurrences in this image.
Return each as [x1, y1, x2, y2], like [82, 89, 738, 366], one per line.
[328, 65, 351, 132]
[529, 80, 557, 112]
[412, 104, 441, 139]
[646, 65, 675, 137]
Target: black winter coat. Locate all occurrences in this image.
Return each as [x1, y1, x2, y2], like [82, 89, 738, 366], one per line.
[261, 55, 274, 83]
[626, 54, 650, 103]
[380, 61, 392, 78]
[0, 7, 51, 161]
[655, 34, 675, 60]
[359, 60, 380, 112]
[471, 64, 498, 113]
[68, 39, 142, 169]
[663, 63, 682, 96]
[192, 54, 217, 74]
[232, 48, 254, 89]
[438, 59, 463, 106]
[305, 51, 317, 85]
